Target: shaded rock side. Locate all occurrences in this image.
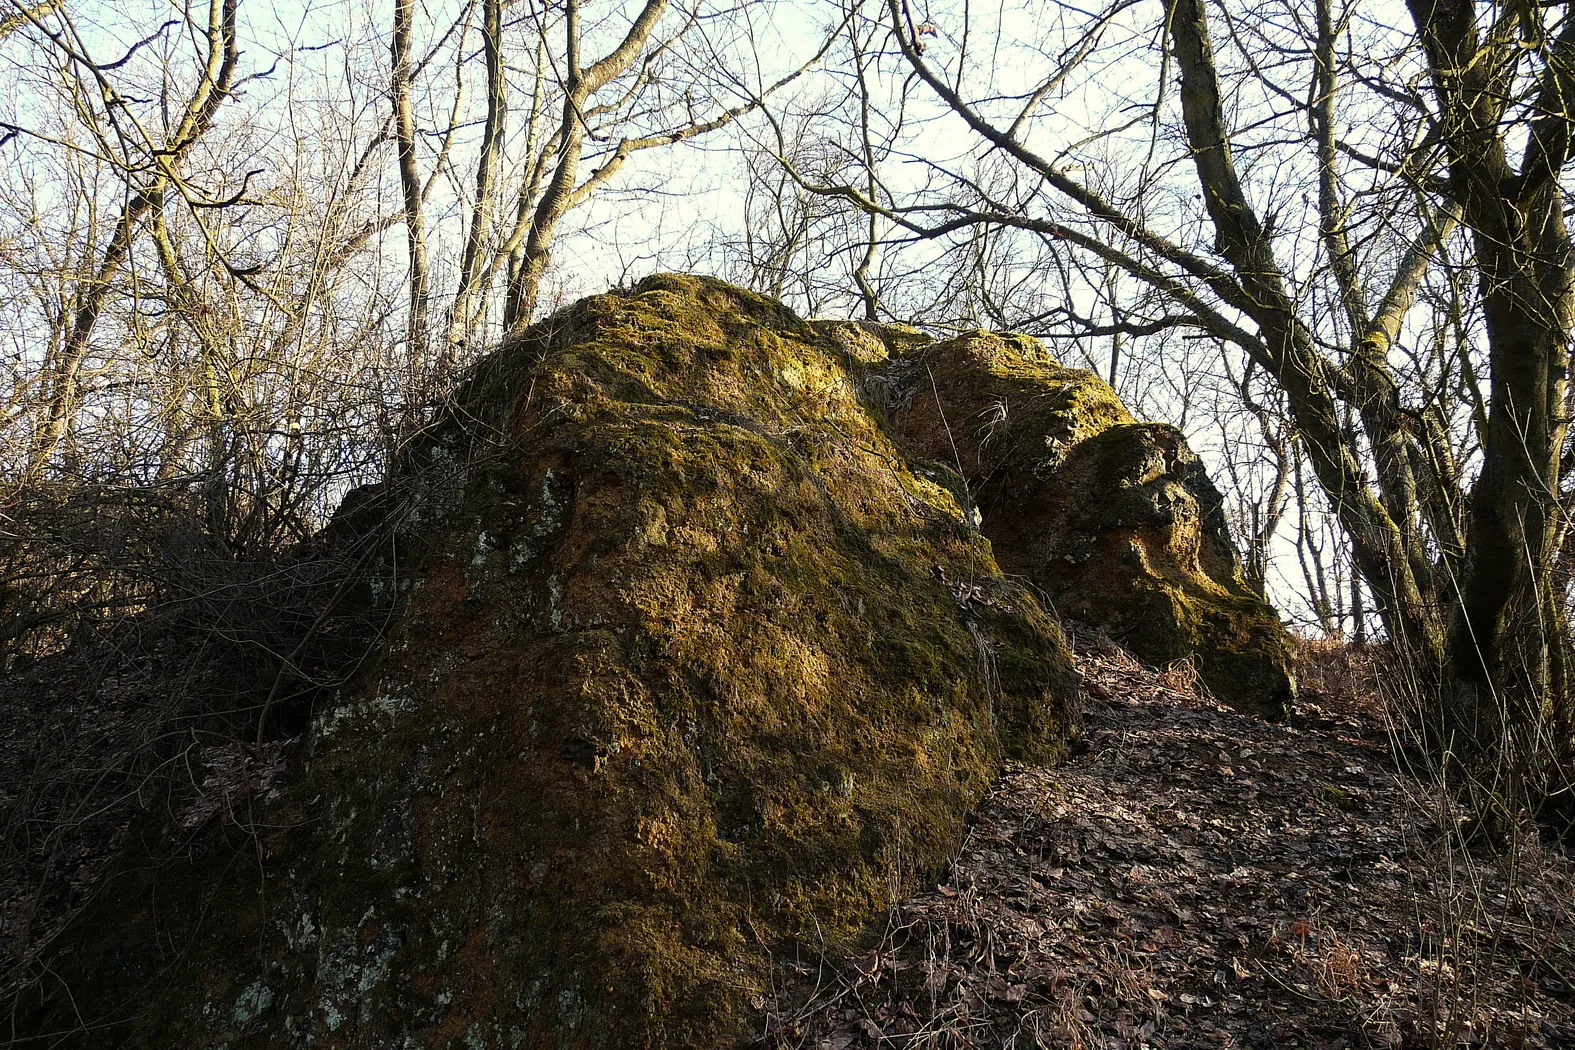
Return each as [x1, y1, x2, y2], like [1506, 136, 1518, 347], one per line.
[13, 276, 1076, 1049]
[873, 328, 1296, 715]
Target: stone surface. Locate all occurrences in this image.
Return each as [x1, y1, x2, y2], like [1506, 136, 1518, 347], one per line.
[13, 277, 1294, 1050]
[877, 329, 1296, 715]
[13, 276, 1076, 1049]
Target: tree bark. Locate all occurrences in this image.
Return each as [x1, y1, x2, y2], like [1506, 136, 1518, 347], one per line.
[1163, 0, 1445, 661]
[503, 0, 671, 330]
[1404, 0, 1575, 752]
[392, 0, 431, 375]
[449, 0, 506, 357]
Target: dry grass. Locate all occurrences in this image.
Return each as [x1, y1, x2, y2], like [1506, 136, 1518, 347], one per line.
[1294, 635, 1391, 720]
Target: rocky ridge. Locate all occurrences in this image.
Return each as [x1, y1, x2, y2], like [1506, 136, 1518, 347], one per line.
[7, 275, 1298, 1049]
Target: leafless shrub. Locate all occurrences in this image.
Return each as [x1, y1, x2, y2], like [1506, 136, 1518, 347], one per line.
[0, 480, 387, 998]
[1296, 635, 1391, 720]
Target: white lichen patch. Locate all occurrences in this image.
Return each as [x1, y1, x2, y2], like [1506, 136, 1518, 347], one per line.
[538, 468, 563, 528]
[312, 697, 357, 740]
[370, 683, 415, 719]
[231, 978, 274, 1024]
[357, 935, 398, 994]
[281, 912, 315, 950]
[314, 912, 403, 1035]
[548, 575, 565, 631]
[504, 469, 571, 573]
[312, 679, 416, 742]
[509, 539, 537, 572]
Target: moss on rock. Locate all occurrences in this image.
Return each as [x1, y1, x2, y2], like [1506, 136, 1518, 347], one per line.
[13, 278, 1296, 1050]
[13, 276, 1076, 1049]
[880, 329, 1296, 715]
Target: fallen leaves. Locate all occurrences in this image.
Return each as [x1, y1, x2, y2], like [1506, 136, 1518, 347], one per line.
[762, 634, 1575, 1049]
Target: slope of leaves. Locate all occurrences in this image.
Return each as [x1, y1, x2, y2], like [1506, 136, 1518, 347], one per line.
[760, 633, 1575, 1049]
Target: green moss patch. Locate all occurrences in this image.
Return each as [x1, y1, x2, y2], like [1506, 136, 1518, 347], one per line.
[17, 278, 1298, 1049]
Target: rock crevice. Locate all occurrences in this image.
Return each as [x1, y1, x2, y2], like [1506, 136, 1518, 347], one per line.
[869, 327, 1296, 714]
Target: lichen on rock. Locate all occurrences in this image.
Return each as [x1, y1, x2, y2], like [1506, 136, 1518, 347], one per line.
[12, 276, 1297, 1050]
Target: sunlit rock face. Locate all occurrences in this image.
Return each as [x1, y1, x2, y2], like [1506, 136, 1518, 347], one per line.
[875, 328, 1296, 716]
[13, 276, 1293, 1049]
[15, 275, 1076, 1049]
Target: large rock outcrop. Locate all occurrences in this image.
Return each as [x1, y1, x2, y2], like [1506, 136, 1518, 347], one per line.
[11, 276, 1292, 1049]
[13, 276, 1076, 1049]
[865, 327, 1296, 714]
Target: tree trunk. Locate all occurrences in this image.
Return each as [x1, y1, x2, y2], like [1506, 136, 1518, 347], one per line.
[1163, 0, 1445, 662]
[392, 0, 431, 375]
[502, 0, 670, 330]
[449, 0, 506, 357]
[1402, 0, 1575, 759]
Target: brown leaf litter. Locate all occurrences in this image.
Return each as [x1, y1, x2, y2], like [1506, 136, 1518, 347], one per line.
[757, 633, 1575, 1049]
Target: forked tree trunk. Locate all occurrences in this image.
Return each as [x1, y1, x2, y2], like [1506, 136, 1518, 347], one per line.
[1403, 0, 1575, 765]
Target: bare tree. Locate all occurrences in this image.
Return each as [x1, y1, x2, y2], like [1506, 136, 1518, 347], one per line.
[20, 0, 242, 482]
[450, 0, 509, 356]
[488, 0, 829, 331]
[755, 0, 1575, 794]
[392, 0, 432, 374]
[1, 0, 828, 532]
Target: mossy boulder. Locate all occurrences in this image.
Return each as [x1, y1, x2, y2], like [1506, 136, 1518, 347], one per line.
[12, 276, 1076, 1049]
[876, 329, 1296, 715]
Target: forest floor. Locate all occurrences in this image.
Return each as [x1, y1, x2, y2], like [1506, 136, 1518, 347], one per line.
[6, 631, 1575, 1048]
[758, 634, 1575, 1050]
